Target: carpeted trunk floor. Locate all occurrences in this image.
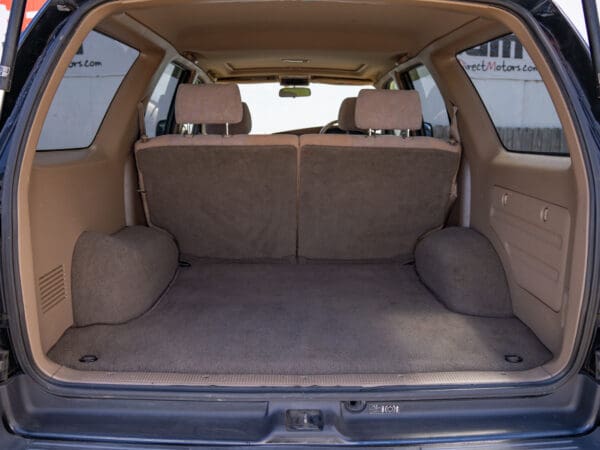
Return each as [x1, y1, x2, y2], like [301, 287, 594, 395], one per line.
[49, 262, 552, 374]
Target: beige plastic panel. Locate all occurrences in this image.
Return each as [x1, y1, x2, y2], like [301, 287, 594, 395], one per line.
[490, 186, 570, 312]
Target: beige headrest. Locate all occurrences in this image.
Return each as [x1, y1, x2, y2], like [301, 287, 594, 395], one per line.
[355, 89, 422, 131]
[205, 103, 252, 135]
[338, 97, 362, 132]
[175, 83, 243, 125]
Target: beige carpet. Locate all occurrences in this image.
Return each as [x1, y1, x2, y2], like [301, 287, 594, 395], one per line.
[49, 261, 551, 374]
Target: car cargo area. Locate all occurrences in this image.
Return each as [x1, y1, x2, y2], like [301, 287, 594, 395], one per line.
[11, 0, 592, 389]
[43, 80, 551, 378]
[49, 259, 550, 374]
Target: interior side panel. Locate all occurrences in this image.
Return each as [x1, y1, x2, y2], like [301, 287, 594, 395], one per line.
[490, 186, 571, 313]
[26, 18, 167, 351]
[29, 157, 126, 352]
[481, 159, 576, 354]
[422, 17, 586, 358]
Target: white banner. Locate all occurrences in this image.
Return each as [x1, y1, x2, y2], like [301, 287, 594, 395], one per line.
[457, 35, 541, 81]
[64, 31, 138, 78]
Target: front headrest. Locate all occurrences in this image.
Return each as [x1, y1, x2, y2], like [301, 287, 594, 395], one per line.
[205, 103, 252, 135]
[338, 97, 361, 132]
[175, 83, 243, 125]
[355, 89, 422, 131]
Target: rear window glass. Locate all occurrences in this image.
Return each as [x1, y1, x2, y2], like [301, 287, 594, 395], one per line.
[458, 34, 567, 155]
[37, 31, 138, 151]
[238, 83, 370, 134]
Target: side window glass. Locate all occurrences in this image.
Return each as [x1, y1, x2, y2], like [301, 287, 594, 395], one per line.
[458, 34, 567, 155]
[144, 63, 187, 138]
[37, 31, 138, 150]
[406, 66, 450, 139]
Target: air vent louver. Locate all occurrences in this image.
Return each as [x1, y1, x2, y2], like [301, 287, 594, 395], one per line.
[39, 265, 66, 314]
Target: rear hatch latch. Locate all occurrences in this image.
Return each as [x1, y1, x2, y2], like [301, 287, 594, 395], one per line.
[285, 409, 324, 431]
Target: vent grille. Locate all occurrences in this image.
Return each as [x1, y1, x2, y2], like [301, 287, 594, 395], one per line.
[39, 265, 66, 314]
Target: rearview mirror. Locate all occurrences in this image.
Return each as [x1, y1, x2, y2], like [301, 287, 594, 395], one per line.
[279, 87, 311, 98]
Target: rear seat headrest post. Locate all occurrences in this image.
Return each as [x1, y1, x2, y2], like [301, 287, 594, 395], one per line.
[205, 103, 252, 136]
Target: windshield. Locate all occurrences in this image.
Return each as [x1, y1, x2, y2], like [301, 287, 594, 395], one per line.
[238, 83, 371, 134]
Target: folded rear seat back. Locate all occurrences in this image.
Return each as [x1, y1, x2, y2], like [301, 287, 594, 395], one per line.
[135, 84, 298, 260]
[298, 89, 461, 261]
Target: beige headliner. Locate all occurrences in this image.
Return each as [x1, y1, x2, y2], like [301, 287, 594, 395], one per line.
[127, 1, 477, 83]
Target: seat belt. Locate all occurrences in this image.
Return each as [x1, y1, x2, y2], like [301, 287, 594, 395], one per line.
[133, 101, 180, 249]
[137, 101, 148, 142]
[134, 100, 153, 228]
[415, 104, 463, 247]
[449, 104, 460, 145]
[447, 104, 461, 209]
